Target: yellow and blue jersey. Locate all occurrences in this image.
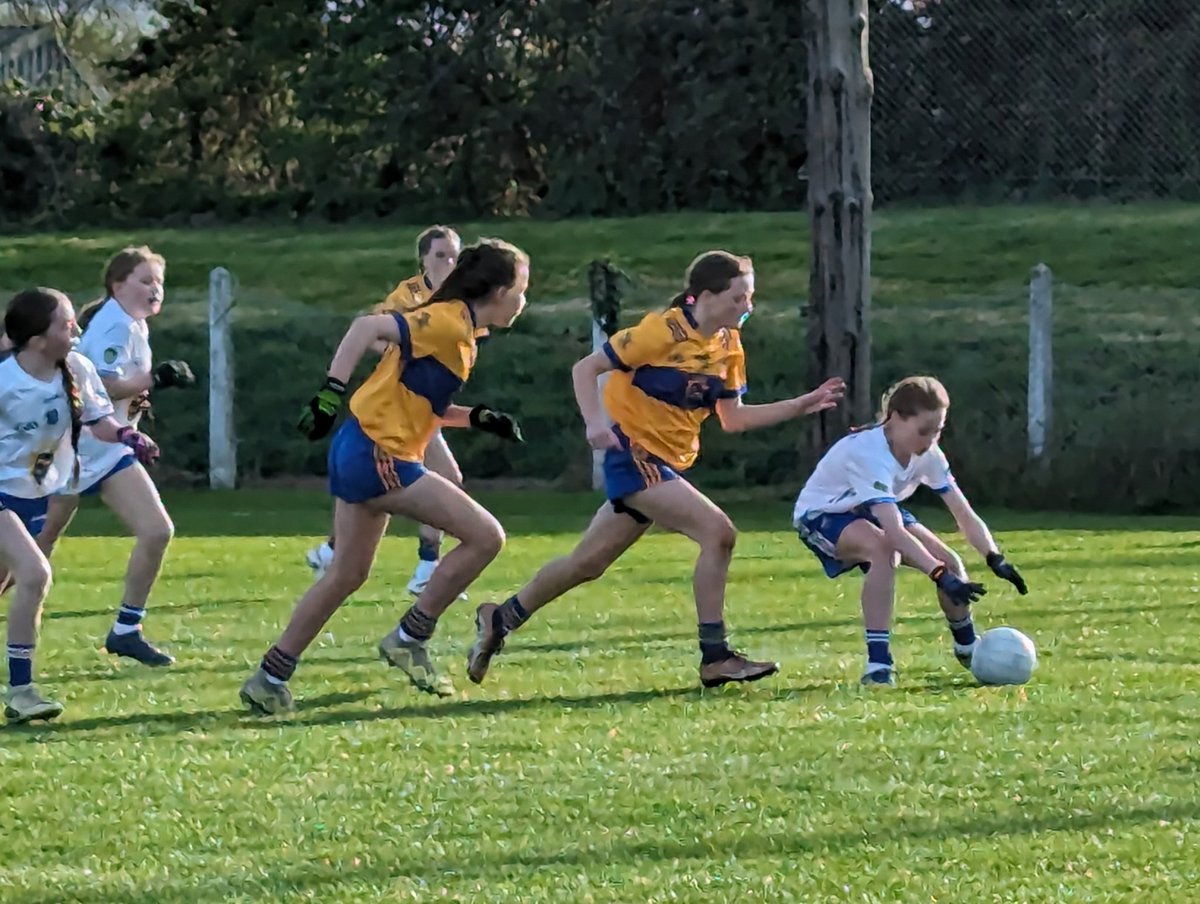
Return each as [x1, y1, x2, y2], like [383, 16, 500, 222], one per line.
[349, 299, 478, 463]
[376, 273, 431, 314]
[602, 306, 746, 471]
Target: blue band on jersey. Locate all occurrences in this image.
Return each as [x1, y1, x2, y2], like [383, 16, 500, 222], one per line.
[0, 493, 50, 538]
[602, 427, 681, 502]
[328, 417, 426, 503]
[401, 358, 464, 417]
[631, 366, 726, 410]
[796, 506, 919, 578]
[79, 452, 136, 497]
[601, 341, 629, 372]
[389, 313, 414, 362]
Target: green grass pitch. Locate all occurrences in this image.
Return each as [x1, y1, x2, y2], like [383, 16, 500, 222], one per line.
[2, 489, 1197, 902]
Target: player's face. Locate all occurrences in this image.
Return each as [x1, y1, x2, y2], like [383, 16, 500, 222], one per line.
[114, 261, 165, 318]
[422, 237, 460, 291]
[897, 407, 946, 456]
[39, 297, 78, 361]
[488, 264, 529, 328]
[710, 273, 755, 328]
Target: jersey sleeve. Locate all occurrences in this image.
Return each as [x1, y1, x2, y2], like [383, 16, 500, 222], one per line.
[69, 352, 115, 423]
[603, 313, 675, 371]
[89, 319, 136, 378]
[918, 444, 956, 494]
[719, 329, 747, 398]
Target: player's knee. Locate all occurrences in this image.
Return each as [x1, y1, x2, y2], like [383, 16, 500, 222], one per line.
[702, 516, 737, 555]
[469, 517, 506, 560]
[20, 557, 52, 600]
[866, 535, 899, 570]
[328, 559, 371, 594]
[140, 517, 174, 552]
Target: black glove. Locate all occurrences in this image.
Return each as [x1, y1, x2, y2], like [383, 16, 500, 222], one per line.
[931, 565, 987, 606]
[469, 405, 524, 442]
[153, 360, 196, 389]
[297, 377, 347, 440]
[986, 552, 1028, 595]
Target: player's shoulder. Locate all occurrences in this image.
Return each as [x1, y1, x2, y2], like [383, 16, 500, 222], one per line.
[67, 349, 103, 380]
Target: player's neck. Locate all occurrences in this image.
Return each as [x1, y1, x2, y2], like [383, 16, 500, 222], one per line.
[684, 305, 722, 338]
[14, 348, 58, 382]
[882, 421, 912, 467]
[111, 294, 146, 321]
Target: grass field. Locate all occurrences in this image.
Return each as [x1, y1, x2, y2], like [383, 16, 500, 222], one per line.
[3, 490, 1199, 902]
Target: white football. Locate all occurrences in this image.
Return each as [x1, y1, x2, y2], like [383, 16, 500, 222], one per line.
[971, 626, 1037, 686]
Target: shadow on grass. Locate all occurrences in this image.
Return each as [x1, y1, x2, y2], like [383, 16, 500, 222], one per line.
[21, 797, 1199, 903]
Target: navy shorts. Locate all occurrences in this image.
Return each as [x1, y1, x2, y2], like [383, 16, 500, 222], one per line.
[0, 493, 50, 538]
[328, 417, 426, 504]
[602, 428, 680, 503]
[796, 505, 919, 578]
[80, 453, 136, 497]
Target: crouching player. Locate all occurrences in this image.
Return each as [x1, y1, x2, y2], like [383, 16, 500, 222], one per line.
[792, 375, 1028, 686]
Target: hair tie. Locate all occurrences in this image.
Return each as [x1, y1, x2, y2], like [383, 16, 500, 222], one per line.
[684, 294, 696, 305]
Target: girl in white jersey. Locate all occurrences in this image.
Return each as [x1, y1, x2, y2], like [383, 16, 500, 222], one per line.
[793, 376, 1028, 686]
[1, 288, 159, 722]
[34, 247, 195, 668]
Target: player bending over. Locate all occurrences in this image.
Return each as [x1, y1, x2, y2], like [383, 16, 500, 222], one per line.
[792, 375, 1028, 686]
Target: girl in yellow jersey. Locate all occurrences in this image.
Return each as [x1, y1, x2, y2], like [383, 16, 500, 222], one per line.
[240, 239, 529, 713]
[466, 250, 845, 689]
[305, 226, 469, 599]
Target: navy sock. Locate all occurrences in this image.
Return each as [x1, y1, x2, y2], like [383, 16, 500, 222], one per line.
[498, 595, 529, 633]
[698, 621, 733, 664]
[948, 615, 976, 647]
[417, 535, 440, 563]
[865, 630, 892, 669]
[7, 643, 33, 688]
[261, 645, 298, 683]
[399, 604, 437, 642]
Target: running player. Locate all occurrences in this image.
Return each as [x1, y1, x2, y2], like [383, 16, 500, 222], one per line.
[466, 250, 845, 689]
[240, 238, 528, 714]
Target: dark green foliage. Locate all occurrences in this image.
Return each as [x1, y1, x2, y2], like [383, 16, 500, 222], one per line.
[6, 1, 1196, 224]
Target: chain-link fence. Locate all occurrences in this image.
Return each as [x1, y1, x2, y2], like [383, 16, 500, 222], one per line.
[872, 0, 1200, 203]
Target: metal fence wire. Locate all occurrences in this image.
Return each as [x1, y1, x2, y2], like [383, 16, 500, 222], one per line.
[870, 0, 1200, 203]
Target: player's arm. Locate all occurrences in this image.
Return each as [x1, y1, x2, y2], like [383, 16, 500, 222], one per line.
[327, 314, 403, 383]
[870, 500, 987, 605]
[715, 377, 845, 432]
[72, 356, 159, 464]
[296, 314, 403, 440]
[940, 485, 1028, 594]
[572, 350, 619, 449]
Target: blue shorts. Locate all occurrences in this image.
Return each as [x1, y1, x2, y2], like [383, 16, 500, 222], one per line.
[602, 428, 681, 503]
[80, 453, 136, 497]
[796, 506, 919, 578]
[328, 417, 426, 504]
[0, 493, 50, 538]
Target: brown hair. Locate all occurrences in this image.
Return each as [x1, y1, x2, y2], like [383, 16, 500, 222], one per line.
[79, 245, 166, 331]
[668, 250, 753, 308]
[416, 225, 461, 268]
[5, 288, 83, 482]
[880, 375, 950, 420]
[426, 238, 528, 306]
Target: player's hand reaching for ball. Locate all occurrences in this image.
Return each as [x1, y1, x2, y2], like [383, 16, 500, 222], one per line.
[796, 377, 846, 416]
[986, 552, 1028, 595]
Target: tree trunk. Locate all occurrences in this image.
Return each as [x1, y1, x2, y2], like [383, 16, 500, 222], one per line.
[806, 0, 873, 448]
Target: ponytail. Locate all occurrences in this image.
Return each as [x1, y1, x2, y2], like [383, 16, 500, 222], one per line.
[57, 358, 84, 485]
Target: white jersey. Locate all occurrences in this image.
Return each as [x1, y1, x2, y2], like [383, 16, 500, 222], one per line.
[0, 352, 114, 498]
[792, 425, 955, 525]
[74, 298, 152, 489]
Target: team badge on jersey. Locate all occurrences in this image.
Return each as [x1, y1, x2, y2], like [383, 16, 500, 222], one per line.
[104, 347, 120, 364]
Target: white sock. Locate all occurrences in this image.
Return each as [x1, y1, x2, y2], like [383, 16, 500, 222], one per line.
[264, 673, 285, 686]
[412, 559, 438, 584]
